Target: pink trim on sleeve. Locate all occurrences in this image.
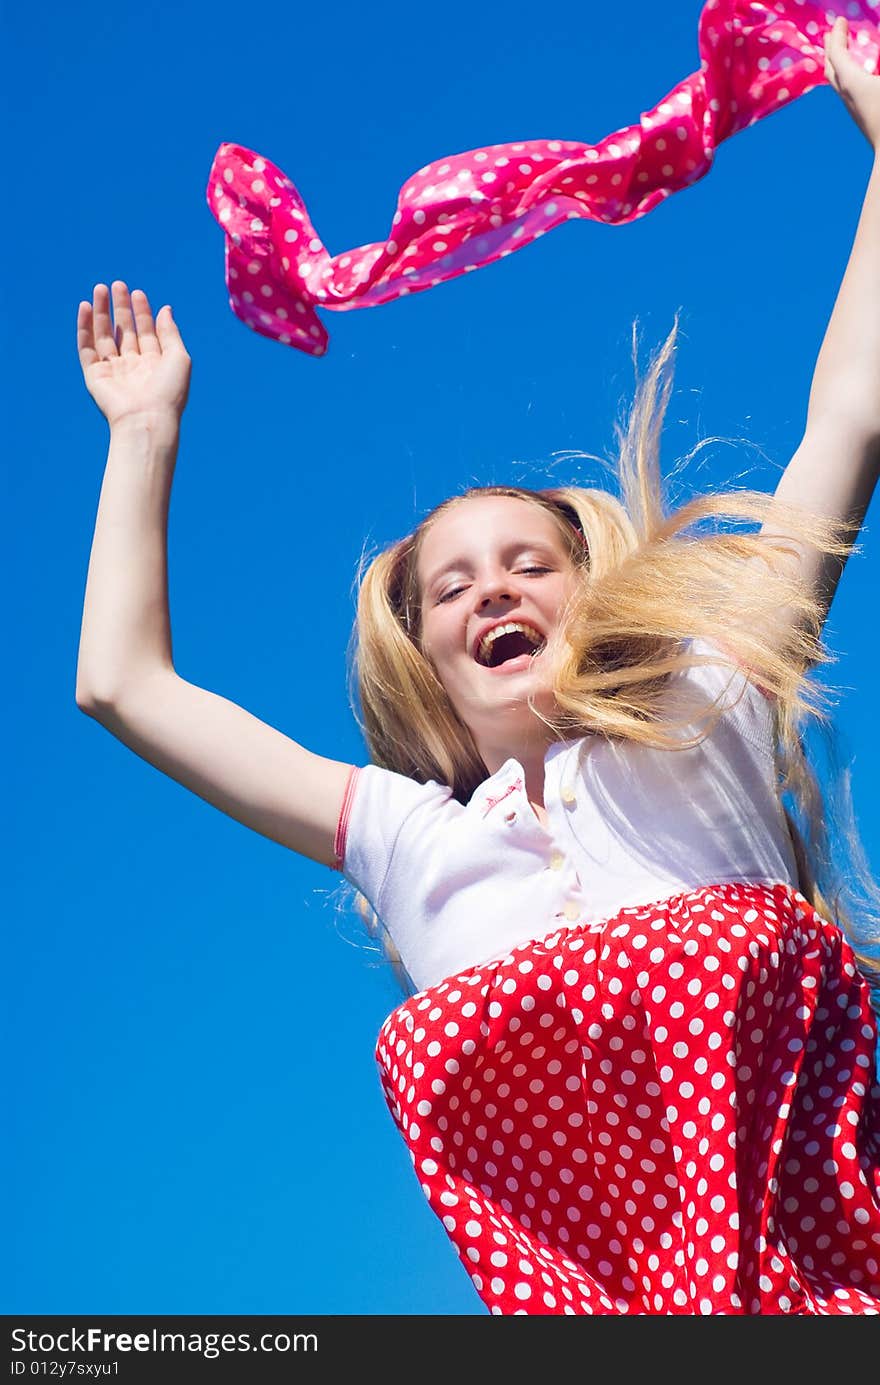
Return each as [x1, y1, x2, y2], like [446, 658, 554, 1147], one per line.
[332, 766, 362, 872]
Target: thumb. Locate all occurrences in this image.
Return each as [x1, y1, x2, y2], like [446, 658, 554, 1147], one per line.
[826, 16, 851, 54]
[825, 17, 878, 76]
[156, 304, 182, 343]
[825, 19, 853, 77]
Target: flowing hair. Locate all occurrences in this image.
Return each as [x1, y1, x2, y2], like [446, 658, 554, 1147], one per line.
[345, 316, 880, 1002]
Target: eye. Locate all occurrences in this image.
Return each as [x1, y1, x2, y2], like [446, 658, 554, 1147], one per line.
[520, 565, 552, 576]
[437, 584, 466, 604]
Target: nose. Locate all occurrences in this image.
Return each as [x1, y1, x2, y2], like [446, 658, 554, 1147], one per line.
[476, 569, 516, 609]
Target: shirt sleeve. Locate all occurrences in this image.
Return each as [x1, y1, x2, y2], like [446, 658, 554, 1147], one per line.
[334, 762, 455, 912]
[684, 636, 777, 757]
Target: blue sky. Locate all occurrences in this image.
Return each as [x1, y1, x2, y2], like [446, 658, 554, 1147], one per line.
[5, 0, 879, 1315]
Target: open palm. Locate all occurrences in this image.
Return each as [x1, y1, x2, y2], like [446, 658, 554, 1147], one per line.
[77, 281, 191, 428]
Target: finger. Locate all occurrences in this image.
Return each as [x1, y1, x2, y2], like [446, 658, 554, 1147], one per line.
[131, 288, 161, 356]
[111, 280, 139, 354]
[824, 17, 845, 54]
[155, 303, 183, 350]
[91, 283, 118, 359]
[77, 300, 98, 369]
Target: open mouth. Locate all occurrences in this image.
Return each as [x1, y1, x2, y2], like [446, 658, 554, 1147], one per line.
[475, 622, 546, 669]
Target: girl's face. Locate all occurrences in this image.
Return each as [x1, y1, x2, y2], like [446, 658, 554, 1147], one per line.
[417, 496, 580, 750]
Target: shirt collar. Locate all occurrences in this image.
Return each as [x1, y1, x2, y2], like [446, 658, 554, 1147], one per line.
[467, 737, 582, 813]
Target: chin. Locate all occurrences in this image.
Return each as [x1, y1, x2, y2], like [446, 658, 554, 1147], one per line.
[474, 689, 556, 734]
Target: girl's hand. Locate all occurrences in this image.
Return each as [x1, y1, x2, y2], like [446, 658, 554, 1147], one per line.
[77, 281, 192, 430]
[824, 17, 880, 151]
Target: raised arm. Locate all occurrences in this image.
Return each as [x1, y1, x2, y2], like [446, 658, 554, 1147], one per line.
[75, 282, 354, 869]
[757, 20, 880, 639]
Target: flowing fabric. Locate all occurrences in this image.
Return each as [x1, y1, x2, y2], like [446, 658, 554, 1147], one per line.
[206, 1, 880, 356]
[376, 882, 880, 1315]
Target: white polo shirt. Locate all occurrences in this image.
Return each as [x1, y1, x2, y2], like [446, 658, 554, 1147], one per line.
[337, 638, 799, 993]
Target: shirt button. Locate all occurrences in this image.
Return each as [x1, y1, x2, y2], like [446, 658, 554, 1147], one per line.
[563, 900, 580, 922]
[504, 810, 517, 823]
[561, 785, 577, 806]
[549, 850, 564, 871]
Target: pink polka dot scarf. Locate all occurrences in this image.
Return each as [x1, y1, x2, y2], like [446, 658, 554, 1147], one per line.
[206, 1, 880, 356]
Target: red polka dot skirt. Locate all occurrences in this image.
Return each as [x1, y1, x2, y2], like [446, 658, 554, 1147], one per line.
[375, 883, 880, 1315]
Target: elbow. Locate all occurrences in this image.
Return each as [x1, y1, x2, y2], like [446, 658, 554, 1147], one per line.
[75, 659, 126, 716]
[75, 665, 174, 718]
[75, 681, 117, 718]
[75, 689, 104, 718]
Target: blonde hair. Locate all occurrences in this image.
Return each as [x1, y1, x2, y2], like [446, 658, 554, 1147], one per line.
[347, 316, 880, 997]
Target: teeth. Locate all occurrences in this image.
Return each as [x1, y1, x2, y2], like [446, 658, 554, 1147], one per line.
[478, 621, 545, 665]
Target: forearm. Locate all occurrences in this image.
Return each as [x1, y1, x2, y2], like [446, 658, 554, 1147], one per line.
[807, 151, 880, 433]
[75, 413, 180, 708]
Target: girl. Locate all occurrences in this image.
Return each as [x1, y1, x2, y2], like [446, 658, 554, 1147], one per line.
[76, 21, 879, 1315]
